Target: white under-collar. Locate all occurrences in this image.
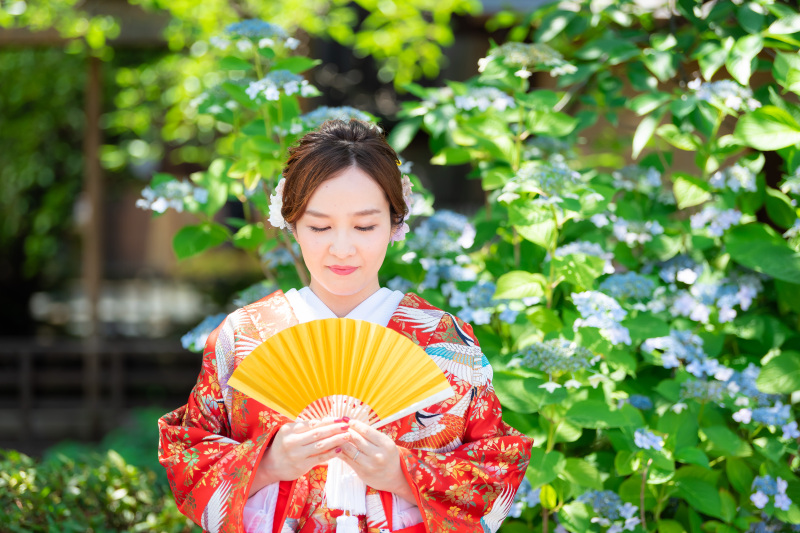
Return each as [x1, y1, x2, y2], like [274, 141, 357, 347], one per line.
[284, 287, 405, 327]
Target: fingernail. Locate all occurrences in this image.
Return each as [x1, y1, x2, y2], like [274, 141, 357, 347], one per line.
[341, 425, 349, 430]
[342, 416, 350, 422]
[335, 447, 342, 453]
[334, 418, 344, 423]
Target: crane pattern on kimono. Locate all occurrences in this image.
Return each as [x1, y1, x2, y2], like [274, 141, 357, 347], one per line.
[398, 387, 475, 452]
[201, 479, 233, 533]
[480, 484, 516, 533]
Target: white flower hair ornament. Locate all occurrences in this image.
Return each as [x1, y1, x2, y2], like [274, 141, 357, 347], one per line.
[267, 174, 413, 243]
[268, 178, 289, 230]
[390, 175, 413, 244]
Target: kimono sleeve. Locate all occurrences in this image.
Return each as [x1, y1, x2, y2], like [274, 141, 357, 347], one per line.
[397, 320, 533, 533]
[158, 314, 278, 533]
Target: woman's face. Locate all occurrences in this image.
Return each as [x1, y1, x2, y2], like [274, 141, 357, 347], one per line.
[294, 165, 393, 308]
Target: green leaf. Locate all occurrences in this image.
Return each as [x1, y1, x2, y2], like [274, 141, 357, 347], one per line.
[725, 458, 754, 496]
[738, 3, 765, 34]
[232, 223, 266, 251]
[643, 49, 676, 82]
[773, 52, 800, 94]
[526, 306, 563, 334]
[673, 172, 712, 209]
[525, 448, 566, 487]
[676, 478, 723, 520]
[632, 110, 664, 159]
[734, 106, 800, 150]
[540, 484, 558, 509]
[657, 520, 687, 533]
[700, 426, 752, 458]
[387, 117, 422, 153]
[769, 13, 800, 34]
[516, 219, 557, 250]
[173, 223, 230, 259]
[535, 10, 576, 42]
[628, 92, 672, 116]
[619, 475, 658, 509]
[495, 271, 547, 299]
[726, 34, 763, 85]
[696, 40, 730, 81]
[622, 313, 670, 342]
[526, 110, 578, 137]
[219, 56, 253, 71]
[566, 400, 630, 428]
[430, 147, 471, 165]
[756, 351, 800, 393]
[561, 458, 603, 490]
[675, 447, 710, 468]
[765, 188, 797, 228]
[551, 254, 606, 289]
[493, 371, 562, 413]
[657, 124, 702, 151]
[726, 223, 800, 283]
[559, 501, 593, 533]
[517, 90, 559, 110]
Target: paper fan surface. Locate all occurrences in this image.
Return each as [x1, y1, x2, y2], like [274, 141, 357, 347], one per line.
[228, 318, 454, 427]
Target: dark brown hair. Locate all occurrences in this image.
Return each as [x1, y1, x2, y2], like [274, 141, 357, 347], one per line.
[280, 119, 407, 228]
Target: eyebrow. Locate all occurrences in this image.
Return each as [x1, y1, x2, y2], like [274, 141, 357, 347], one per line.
[305, 208, 383, 217]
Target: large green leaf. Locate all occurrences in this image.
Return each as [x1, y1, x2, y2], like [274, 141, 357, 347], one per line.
[632, 110, 664, 159]
[551, 254, 606, 290]
[525, 448, 566, 487]
[673, 173, 712, 209]
[726, 34, 763, 85]
[565, 400, 639, 428]
[527, 110, 578, 137]
[430, 147, 472, 165]
[769, 13, 800, 34]
[675, 478, 723, 520]
[756, 351, 800, 393]
[493, 371, 563, 413]
[388, 117, 423, 153]
[700, 426, 752, 458]
[494, 271, 547, 299]
[765, 188, 797, 228]
[725, 458, 754, 496]
[734, 106, 800, 150]
[773, 52, 800, 94]
[726, 223, 800, 283]
[561, 458, 603, 490]
[173, 223, 231, 260]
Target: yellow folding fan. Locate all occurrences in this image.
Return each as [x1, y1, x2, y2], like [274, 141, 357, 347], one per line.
[228, 318, 454, 529]
[228, 317, 454, 428]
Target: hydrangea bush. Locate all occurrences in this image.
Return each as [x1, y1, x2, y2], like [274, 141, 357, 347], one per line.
[386, 1, 800, 531]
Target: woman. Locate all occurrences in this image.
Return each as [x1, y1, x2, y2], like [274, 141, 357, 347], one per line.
[158, 119, 533, 533]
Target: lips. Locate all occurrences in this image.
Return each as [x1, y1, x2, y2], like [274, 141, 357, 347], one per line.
[328, 266, 358, 275]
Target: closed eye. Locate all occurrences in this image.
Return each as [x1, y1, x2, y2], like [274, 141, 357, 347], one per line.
[356, 226, 376, 232]
[309, 226, 330, 232]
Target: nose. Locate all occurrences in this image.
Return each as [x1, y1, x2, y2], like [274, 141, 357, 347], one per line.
[328, 230, 355, 258]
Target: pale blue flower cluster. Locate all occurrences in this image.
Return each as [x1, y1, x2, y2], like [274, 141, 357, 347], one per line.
[136, 180, 208, 214]
[747, 516, 800, 533]
[554, 240, 615, 274]
[512, 338, 595, 375]
[726, 363, 773, 405]
[634, 428, 664, 451]
[261, 247, 295, 269]
[420, 258, 476, 291]
[680, 380, 727, 402]
[232, 281, 277, 307]
[444, 280, 498, 325]
[688, 78, 761, 112]
[690, 206, 742, 237]
[655, 255, 703, 285]
[572, 291, 631, 345]
[709, 164, 757, 193]
[223, 20, 300, 50]
[502, 154, 583, 202]
[784, 218, 800, 239]
[780, 169, 800, 196]
[478, 41, 577, 78]
[522, 136, 574, 160]
[407, 210, 476, 255]
[641, 329, 706, 368]
[508, 478, 541, 518]
[592, 213, 664, 246]
[751, 401, 794, 428]
[300, 106, 373, 128]
[612, 165, 662, 193]
[668, 274, 761, 324]
[751, 475, 792, 511]
[387, 276, 414, 293]
[454, 87, 516, 112]
[599, 272, 655, 300]
[577, 491, 640, 533]
[245, 70, 316, 101]
[181, 313, 227, 353]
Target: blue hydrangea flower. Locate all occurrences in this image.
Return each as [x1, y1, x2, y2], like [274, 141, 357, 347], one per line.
[634, 428, 664, 451]
[181, 313, 227, 353]
[232, 281, 277, 307]
[300, 106, 373, 128]
[511, 338, 595, 376]
[136, 180, 207, 214]
[626, 395, 654, 410]
[245, 70, 317, 101]
[751, 476, 792, 511]
[225, 20, 288, 40]
[655, 255, 703, 285]
[690, 206, 742, 237]
[600, 272, 655, 300]
[387, 276, 414, 293]
[680, 380, 727, 403]
[709, 164, 757, 193]
[752, 401, 793, 427]
[577, 490, 640, 532]
[553, 241, 615, 274]
[688, 78, 761, 112]
[572, 291, 631, 345]
[500, 154, 584, 203]
[454, 87, 515, 112]
[642, 329, 706, 368]
[783, 420, 800, 440]
[407, 210, 476, 255]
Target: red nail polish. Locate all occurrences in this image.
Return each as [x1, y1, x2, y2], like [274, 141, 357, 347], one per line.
[341, 425, 349, 430]
[335, 447, 342, 453]
[334, 418, 344, 423]
[342, 416, 350, 422]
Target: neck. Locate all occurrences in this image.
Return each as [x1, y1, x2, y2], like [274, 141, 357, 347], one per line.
[308, 280, 382, 318]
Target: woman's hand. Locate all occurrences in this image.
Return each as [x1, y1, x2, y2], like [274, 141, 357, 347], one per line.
[338, 419, 416, 503]
[250, 417, 351, 496]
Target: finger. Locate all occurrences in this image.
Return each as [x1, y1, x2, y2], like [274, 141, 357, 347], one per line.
[312, 445, 347, 466]
[346, 419, 386, 446]
[292, 417, 338, 434]
[341, 427, 379, 456]
[303, 431, 354, 457]
[294, 421, 351, 447]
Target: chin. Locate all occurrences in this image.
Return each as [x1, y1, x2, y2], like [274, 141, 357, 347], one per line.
[317, 276, 371, 297]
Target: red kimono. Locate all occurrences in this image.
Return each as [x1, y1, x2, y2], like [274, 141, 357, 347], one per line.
[158, 291, 532, 533]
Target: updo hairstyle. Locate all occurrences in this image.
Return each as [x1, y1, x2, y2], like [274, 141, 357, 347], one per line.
[280, 119, 408, 229]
